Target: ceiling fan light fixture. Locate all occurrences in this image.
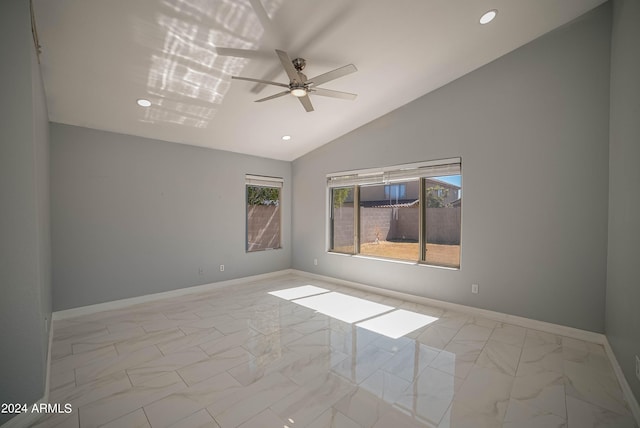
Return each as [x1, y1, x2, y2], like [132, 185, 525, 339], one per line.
[281, 135, 291, 141]
[290, 87, 307, 97]
[479, 9, 498, 25]
[232, 49, 357, 112]
[136, 98, 151, 107]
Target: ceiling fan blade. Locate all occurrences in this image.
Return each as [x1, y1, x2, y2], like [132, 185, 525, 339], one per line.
[298, 95, 314, 112]
[254, 91, 290, 103]
[306, 64, 357, 87]
[231, 76, 289, 88]
[248, 0, 276, 37]
[312, 88, 357, 100]
[249, 2, 355, 94]
[276, 49, 301, 83]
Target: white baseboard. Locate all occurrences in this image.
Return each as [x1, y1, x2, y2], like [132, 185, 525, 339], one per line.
[1, 325, 53, 428]
[53, 267, 601, 343]
[53, 269, 294, 320]
[604, 338, 640, 426]
[44, 318, 52, 405]
[290, 269, 605, 344]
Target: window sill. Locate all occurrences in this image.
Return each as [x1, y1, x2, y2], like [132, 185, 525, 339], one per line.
[326, 251, 460, 271]
[247, 247, 283, 253]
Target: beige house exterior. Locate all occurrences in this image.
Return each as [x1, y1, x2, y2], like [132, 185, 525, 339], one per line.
[358, 178, 460, 206]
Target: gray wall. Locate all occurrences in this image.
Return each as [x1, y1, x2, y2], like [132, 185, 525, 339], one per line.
[606, 0, 640, 406]
[292, 4, 611, 332]
[0, 0, 52, 424]
[51, 124, 291, 310]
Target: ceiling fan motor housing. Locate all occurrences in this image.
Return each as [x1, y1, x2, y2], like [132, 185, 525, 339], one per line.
[289, 68, 308, 97]
[292, 57, 306, 71]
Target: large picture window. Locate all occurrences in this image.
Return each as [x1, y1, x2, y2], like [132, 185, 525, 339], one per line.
[327, 159, 461, 269]
[246, 175, 283, 252]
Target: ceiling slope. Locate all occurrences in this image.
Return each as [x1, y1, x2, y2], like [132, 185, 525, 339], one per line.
[33, 0, 605, 160]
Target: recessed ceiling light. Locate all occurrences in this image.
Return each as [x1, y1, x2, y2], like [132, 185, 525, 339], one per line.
[479, 9, 498, 25]
[282, 135, 292, 141]
[136, 98, 151, 107]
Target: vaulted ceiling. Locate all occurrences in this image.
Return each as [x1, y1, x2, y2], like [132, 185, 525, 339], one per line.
[33, 0, 605, 161]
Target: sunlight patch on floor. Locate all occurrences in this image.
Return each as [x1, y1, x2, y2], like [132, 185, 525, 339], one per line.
[294, 292, 394, 324]
[268, 285, 329, 300]
[269, 286, 438, 338]
[356, 309, 438, 339]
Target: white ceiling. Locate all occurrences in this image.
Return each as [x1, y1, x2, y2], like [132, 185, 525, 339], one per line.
[33, 0, 605, 161]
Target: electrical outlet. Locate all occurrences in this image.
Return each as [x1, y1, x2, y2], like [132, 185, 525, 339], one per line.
[220, 264, 224, 272]
[314, 258, 318, 266]
[471, 283, 479, 294]
[635, 355, 640, 381]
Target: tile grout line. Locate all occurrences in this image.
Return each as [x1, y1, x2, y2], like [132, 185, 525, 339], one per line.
[205, 408, 221, 428]
[141, 407, 153, 428]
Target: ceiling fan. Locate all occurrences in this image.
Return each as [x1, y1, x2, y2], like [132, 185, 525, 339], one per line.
[231, 49, 357, 112]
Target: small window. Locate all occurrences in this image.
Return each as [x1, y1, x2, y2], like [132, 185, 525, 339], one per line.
[384, 184, 406, 200]
[246, 175, 283, 252]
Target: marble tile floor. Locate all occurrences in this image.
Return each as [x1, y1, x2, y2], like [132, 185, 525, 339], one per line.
[33, 273, 638, 428]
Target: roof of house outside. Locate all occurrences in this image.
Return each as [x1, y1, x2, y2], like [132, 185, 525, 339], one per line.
[369, 199, 420, 208]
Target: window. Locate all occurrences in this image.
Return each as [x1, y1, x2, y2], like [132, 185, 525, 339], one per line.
[424, 177, 461, 268]
[330, 187, 355, 254]
[246, 175, 283, 252]
[384, 183, 406, 200]
[327, 159, 461, 268]
[360, 182, 419, 260]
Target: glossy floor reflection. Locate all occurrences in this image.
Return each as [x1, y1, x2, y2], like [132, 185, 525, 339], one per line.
[37, 274, 637, 428]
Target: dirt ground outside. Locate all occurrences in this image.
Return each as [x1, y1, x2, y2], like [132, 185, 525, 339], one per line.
[334, 241, 460, 268]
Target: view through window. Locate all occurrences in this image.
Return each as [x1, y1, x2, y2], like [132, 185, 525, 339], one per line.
[327, 159, 461, 268]
[359, 181, 420, 261]
[246, 175, 282, 252]
[330, 187, 355, 254]
[424, 177, 461, 268]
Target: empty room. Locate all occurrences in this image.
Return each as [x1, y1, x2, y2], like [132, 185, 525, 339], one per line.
[1, 0, 639, 427]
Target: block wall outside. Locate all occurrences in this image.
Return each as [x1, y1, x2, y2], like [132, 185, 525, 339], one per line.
[331, 204, 354, 249]
[426, 207, 461, 245]
[331, 205, 461, 248]
[247, 205, 281, 251]
[395, 207, 420, 241]
[360, 207, 394, 244]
